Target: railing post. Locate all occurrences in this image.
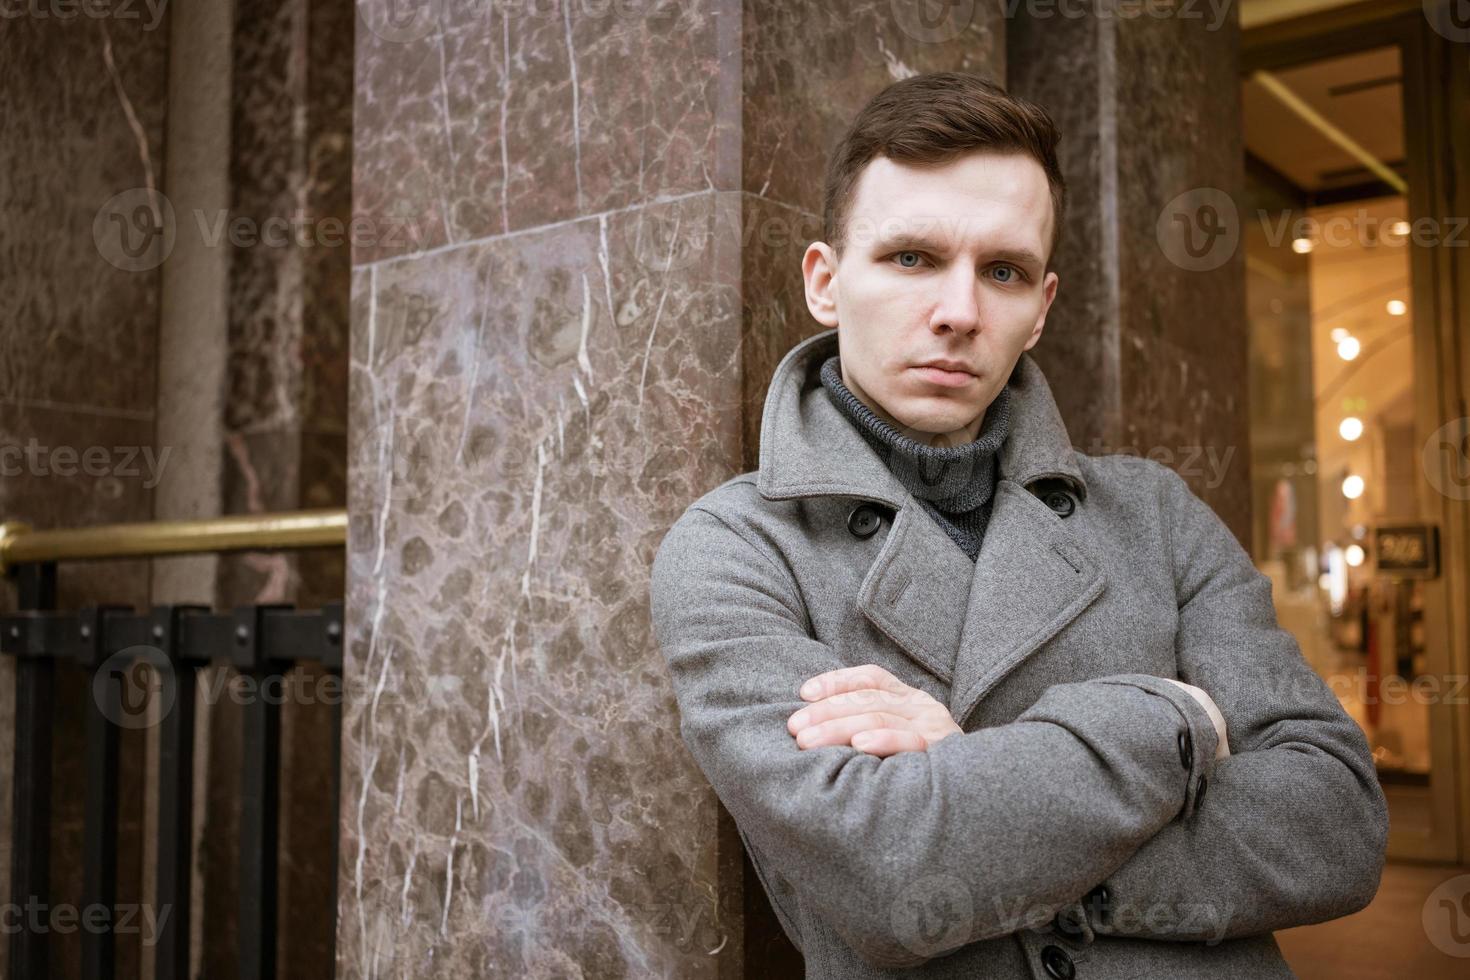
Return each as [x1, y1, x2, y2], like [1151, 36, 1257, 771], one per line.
[233, 605, 286, 980]
[7, 561, 56, 979]
[153, 605, 205, 980]
[81, 606, 121, 980]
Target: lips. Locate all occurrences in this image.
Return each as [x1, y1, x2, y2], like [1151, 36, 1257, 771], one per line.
[915, 359, 974, 374]
[911, 364, 974, 388]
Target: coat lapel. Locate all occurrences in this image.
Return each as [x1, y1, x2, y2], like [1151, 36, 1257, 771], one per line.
[946, 480, 1107, 729]
[854, 498, 980, 685]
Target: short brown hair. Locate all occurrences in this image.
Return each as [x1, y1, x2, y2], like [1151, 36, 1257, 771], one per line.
[821, 72, 1066, 265]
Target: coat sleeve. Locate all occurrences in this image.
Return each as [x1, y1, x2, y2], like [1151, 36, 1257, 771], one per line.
[1081, 464, 1390, 944]
[649, 503, 1223, 970]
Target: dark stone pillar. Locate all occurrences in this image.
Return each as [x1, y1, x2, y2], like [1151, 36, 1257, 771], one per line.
[199, 1, 353, 978]
[1009, 2, 1252, 544]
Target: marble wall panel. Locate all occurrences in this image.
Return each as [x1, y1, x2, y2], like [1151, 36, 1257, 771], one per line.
[352, 0, 736, 265]
[341, 190, 743, 976]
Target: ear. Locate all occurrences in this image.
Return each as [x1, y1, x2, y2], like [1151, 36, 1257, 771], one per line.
[1022, 270, 1059, 351]
[802, 241, 840, 328]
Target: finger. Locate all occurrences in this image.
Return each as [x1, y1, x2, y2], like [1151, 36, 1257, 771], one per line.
[793, 712, 910, 749]
[798, 664, 908, 701]
[788, 689, 927, 734]
[851, 729, 928, 757]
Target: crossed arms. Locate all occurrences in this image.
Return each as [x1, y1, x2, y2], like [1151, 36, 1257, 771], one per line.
[648, 468, 1388, 970]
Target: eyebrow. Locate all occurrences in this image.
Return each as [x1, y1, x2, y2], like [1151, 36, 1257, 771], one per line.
[873, 234, 1044, 269]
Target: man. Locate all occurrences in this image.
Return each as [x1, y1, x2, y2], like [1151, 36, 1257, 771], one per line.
[649, 72, 1387, 979]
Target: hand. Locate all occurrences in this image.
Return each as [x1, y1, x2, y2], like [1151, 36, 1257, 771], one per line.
[787, 664, 962, 757]
[1162, 678, 1231, 759]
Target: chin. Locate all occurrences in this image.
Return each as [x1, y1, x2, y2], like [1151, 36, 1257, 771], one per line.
[902, 391, 978, 415]
[890, 405, 969, 435]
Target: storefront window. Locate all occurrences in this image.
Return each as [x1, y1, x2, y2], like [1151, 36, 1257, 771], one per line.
[1244, 45, 1433, 832]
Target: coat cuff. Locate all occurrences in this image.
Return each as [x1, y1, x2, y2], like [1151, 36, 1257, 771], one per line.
[1089, 673, 1220, 821]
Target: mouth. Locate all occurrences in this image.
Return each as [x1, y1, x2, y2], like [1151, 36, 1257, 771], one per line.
[911, 364, 975, 388]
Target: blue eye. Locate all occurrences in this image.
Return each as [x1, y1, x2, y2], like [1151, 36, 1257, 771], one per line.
[894, 251, 924, 269]
[992, 264, 1025, 284]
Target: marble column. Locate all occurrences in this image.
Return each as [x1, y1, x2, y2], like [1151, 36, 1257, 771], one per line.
[341, 1, 1002, 976]
[0, 10, 171, 980]
[198, 1, 354, 978]
[1008, 2, 1253, 544]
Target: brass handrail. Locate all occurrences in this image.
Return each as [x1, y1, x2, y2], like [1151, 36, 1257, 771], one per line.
[0, 508, 347, 574]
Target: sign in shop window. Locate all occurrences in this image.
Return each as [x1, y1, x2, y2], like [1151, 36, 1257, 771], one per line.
[1374, 524, 1440, 579]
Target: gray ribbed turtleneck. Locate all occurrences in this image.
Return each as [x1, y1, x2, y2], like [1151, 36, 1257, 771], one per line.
[819, 355, 1011, 560]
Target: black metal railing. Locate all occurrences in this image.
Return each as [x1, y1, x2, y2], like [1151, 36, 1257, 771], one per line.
[1, 511, 346, 980]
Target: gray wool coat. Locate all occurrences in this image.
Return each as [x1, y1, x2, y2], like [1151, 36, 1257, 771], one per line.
[649, 328, 1389, 979]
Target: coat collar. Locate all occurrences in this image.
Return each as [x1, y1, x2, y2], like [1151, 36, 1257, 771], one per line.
[754, 329, 1104, 727]
[756, 328, 1087, 506]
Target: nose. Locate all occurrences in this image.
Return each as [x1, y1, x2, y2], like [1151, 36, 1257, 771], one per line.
[930, 264, 981, 337]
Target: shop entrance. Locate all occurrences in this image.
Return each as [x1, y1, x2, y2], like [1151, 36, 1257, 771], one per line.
[1243, 8, 1469, 864]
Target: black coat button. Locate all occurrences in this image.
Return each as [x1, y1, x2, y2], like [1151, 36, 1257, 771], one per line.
[1052, 906, 1086, 941]
[1084, 883, 1111, 926]
[847, 504, 883, 539]
[1195, 775, 1209, 811]
[1041, 944, 1076, 979]
[1043, 490, 1075, 518]
[1178, 729, 1193, 769]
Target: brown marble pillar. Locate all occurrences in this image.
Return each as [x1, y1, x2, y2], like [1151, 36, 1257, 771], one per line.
[341, 1, 1002, 976]
[0, 12, 170, 980]
[199, 1, 354, 978]
[1008, 2, 1252, 544]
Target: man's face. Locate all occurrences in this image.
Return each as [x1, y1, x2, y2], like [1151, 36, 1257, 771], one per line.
[802, 151, 1059, 448]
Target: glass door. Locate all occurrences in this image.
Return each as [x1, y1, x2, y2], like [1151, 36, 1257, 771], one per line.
[1242, 33, 1463, 861]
